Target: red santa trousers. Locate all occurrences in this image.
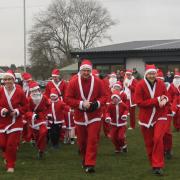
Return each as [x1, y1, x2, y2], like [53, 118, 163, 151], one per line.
[141, 120, 167, 168]
[0, 131, 21, 169]
[129, 106, 136, 129]
[33, 124, 48, 152]
[102, 118, 110, 137]
[76, 121, 101, 166]
[110, 126, 127, 151]
[163, 116, 172, 152]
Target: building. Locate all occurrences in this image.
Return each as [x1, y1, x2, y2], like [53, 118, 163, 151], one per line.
[71, 39, 180, 75]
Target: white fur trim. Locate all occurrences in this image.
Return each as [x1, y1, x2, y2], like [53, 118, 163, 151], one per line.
[74, 118, 101, 126]
[144, 69, 157, 77]
[80, 64, 92, 71]
[158, 117, 167, 121]
[79, 101, 84, 110]
[52, 74, 59, 77]
[110, 122, 127, 127]
[6, 128, 23, 134]
[1, 108, 6, 117]
[111, 94, 120, 100]
[50, 93, 58, 97]
[30, 86, 39, 91]
[97, 101, 100, 108]
[14, 109, 20, 117]
[3, 73, 15, 80]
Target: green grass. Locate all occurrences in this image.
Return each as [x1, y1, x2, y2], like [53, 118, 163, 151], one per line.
[0, 126, 180, 180]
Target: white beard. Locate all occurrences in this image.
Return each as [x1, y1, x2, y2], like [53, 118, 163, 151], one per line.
[123, 77, 134, 100]
[23, 82, 29, 92]
[109, 77, 117, 88]
[31, 93, 42, 105]
[173, 78, 180, 89]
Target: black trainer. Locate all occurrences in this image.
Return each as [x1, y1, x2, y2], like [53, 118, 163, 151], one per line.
[152, 168, 163, 176]
[85, 166, 95, 173]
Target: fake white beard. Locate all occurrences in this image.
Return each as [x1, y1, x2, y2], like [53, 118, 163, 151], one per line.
[173, 78, 180, 89]
[31, 93, 42, 105]
[109, 77, 117, 88]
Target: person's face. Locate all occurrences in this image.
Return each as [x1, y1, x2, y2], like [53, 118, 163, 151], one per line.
[112, 96, 120, 104]
[30, 89, 41, 95]
[113, 86, 121, 91]
[52, 76, 60, 83]
[3, 75, 14, 88]
[146, 72, 157, 83]
[126, 73, 132, 79]
[80, 69, 91, 79]
[50, 95, 58, 102]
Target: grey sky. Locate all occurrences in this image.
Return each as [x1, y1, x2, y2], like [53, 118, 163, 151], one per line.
[0, 0, 179, 66]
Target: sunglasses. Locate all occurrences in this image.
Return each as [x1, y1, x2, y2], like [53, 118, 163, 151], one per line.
[3, 78, 13, 81]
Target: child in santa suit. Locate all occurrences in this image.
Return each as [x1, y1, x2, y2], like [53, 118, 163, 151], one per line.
[26, 81, 49, 159]
[105, 90, 129, 153]
[47, 88, 70, 148]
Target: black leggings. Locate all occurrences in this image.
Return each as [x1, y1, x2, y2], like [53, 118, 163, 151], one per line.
[49, 124, 61, 146]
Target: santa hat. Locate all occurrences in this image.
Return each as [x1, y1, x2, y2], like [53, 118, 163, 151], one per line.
[113, 81, 122, 89]
[111, 90, 121, 100]
[3, 69, 15, 80]
[110, 72, 117, 77]
[29, 81, 40, 91]
[92, 69, 99, 76]
[174, 72, 180, 78]
[156, 70, 164, 80]
[125, 69, 133, 74]
[22, 72, 32, 81]
[50, 88, 58, 98]
[144, 64, 157, 76]
[80, 59, 92, 71]
[52, 69, 60, 77]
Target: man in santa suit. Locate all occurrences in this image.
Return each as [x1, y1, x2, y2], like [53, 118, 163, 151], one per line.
[135, 64, 169, 175]
[0, 70, 28, 173]
[65, 59, 107, 173]
[109, 72, 117, 88]
[168, 72, 180, 131]
[26, 81, 49, 159]
[44, 69, 67, 101]
[21, 72, 33, 143]
[123, 70, 137, 129]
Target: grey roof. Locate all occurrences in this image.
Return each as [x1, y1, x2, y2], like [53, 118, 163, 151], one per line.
[79, 39, 180, 53]
[60, 63, 78, 72]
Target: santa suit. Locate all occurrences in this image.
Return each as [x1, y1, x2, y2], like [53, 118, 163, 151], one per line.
[66, 74, 107, 167]
[135, 78, 169, 168]
[44, 80, 67, 101]
[124, 77, 137, 129]
[26, 95, 49, 152]
[168, 84, 180, 129]
[47, 99, 69, 146]
[0, 85, 28, 169]
[106, 101, 128, 152]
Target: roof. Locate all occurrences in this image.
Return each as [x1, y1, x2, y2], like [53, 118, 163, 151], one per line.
[74, 39, 180, 53]
[60, 63, 78, 73]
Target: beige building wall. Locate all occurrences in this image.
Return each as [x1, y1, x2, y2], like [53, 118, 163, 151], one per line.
[126, 58, 145, 75]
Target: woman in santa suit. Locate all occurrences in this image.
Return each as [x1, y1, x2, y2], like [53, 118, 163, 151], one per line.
[0, 70, 28, 173]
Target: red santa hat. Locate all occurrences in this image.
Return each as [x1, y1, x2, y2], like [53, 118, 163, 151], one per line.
[50, 88, 58, 98]
[52, 69, 60, 77]
[29, 81, 40, 91]
[111, 90, 121, 100]
[92, 69, 99, 76]
[80, 59, 92, 71]
[174, 72, 180, 78]
[22, 72, 32, 81]
[113, 81, 122, 89]
[156, 70, 164, 80]
[125, 69, 133, 74]
[110, 72, 117, 77]
[3, 69, 15, 80]
[144, 64, 157, 76]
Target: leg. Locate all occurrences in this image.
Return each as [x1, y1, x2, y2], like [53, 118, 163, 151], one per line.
[118, 126, 127, 150]
[129, 106, 136, 129]
[110, 126, 120, 152]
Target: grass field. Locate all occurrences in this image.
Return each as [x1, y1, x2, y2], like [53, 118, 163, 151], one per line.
[0, 125, 180, 180]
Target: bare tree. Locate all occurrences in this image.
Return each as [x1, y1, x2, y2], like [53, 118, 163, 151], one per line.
[28, 0, 116, 74]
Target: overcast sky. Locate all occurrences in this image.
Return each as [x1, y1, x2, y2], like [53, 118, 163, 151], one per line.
[0, 0, 180, 66]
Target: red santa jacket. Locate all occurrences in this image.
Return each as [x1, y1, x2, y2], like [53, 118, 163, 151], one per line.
[47, 99, 70, 125]
[44, 80, 67, 100]
[168, 83, 180, 103]
[124, 78, 137, 107]
[64, 111, 75, 129]
[26, 95, 49, 129]
[0, 85, 28, 133]
[172, 92, 180, 117]
[106, 101, 128, 127]
[65, 74, 107, 126]
[135, 78, 169, 128]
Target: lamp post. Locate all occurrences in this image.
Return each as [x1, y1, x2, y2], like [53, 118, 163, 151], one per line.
[23, 0, 26, 72]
